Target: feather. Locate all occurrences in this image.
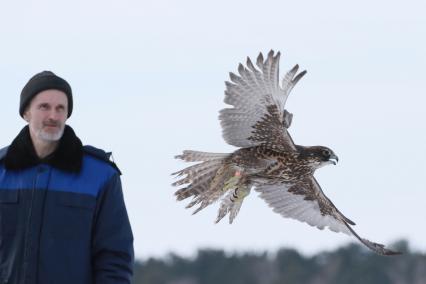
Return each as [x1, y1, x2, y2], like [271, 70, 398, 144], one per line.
[172, 51, 399, 256]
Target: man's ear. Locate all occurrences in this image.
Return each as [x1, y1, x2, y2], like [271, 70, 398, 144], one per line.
[23, 110, 30, 122]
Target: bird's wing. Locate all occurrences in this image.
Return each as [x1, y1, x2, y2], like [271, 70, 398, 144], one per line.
[219, 50, 306, 151]
[255, 177, 400, 255]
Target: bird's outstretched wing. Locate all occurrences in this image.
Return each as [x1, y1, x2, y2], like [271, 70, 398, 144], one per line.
[219, 50, 306, 152]
[255, 177, 401, 256]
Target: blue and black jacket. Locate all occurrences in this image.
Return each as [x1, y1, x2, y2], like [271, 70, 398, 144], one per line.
[0, 125, 134, 284]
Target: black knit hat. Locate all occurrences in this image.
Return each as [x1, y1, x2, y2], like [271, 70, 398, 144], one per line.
[20, 71, 73, 118]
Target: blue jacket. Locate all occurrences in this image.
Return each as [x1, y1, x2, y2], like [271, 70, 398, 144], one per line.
[0, 126, 134, 284]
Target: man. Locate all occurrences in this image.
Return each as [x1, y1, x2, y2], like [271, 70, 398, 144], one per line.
[0, 71, 134, 283]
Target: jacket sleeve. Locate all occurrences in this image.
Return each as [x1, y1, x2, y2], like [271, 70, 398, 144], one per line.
[92, 173, 134, 283]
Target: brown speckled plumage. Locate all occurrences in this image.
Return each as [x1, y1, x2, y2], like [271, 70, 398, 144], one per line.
[173, 50, 400, 256]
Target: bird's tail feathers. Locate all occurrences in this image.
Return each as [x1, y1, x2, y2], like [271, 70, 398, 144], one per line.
[173, 150, 230, 202]
[184, 163, 241, 215]
[173, 150, 249, 219]
[175, 150, 229, 162]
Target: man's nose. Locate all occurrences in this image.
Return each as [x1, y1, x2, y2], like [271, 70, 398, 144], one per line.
[47, 109, 61, 120]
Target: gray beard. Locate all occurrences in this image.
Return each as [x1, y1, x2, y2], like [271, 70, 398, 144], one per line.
[37, 126, 65, 142]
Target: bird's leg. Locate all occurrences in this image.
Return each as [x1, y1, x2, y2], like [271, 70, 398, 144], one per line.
[216, 181, 251, 224]
[222, 168, 244, 192]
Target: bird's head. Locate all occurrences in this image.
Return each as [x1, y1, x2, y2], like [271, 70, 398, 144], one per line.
[298, 146, 339, 169]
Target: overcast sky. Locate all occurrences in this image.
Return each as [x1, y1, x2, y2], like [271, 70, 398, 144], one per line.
[1, 0, 425, 259]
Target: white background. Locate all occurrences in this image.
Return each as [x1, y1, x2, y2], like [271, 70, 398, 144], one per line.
[0, 0, 425, 259]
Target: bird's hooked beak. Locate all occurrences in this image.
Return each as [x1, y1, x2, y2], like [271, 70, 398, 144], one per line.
[329, 153, 339, 165]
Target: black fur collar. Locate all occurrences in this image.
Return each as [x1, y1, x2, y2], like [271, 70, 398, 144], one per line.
[4, 125, 83, 172]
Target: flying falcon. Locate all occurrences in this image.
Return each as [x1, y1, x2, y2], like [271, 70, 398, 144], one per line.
[172, 51, 400, 256]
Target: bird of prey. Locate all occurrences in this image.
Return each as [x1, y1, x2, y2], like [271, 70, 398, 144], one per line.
[172, 50, 400, 256]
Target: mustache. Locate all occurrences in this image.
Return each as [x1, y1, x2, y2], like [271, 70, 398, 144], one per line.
[43, 120, 62, 127]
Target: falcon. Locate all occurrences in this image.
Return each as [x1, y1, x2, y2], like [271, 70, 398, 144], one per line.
[172, 50, 400, 255]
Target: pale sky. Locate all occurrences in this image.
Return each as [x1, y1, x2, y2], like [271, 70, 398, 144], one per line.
[1, 0, 425, 259]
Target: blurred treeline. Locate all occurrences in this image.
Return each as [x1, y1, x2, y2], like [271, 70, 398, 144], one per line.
[133, 240, 426, 284]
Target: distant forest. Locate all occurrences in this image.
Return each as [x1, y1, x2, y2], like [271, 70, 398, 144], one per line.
[133, 240, 425, 284]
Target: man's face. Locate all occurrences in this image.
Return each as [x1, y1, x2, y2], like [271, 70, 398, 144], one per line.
[23, 90, 68, 142]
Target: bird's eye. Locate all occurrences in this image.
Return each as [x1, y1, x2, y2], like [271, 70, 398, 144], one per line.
[322, 149, 330, 157]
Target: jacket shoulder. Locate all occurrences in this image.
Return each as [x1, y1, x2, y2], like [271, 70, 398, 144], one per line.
[83, 145, 122, 175]
[0, 146, 9, 162]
